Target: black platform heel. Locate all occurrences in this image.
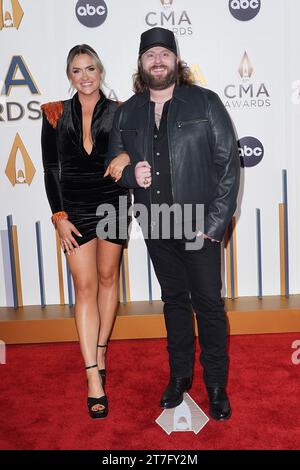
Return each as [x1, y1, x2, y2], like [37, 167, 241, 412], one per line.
[85, 364, 108, 419]
[97, 344, 107, 388]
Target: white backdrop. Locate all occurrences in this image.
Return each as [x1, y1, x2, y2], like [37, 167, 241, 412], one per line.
[0, 0, 299, 306]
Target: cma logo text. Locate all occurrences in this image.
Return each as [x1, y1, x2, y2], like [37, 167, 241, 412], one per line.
[0, 56, 41, 122]
[229, 0, 261, 21]
[146, 0, 192, 36]
[76, 0, 107, 27]
[224, 52, 271, 109]
[238, 136, 264, 167]
[291, 340, 300, 365]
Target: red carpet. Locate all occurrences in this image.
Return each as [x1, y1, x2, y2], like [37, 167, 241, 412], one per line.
[0, 333, 299, 450]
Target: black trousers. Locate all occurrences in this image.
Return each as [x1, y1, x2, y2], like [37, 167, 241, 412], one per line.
[145, 238, 228, 387]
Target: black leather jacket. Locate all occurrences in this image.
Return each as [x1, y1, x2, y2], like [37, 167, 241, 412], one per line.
[109, 85, 240, 241]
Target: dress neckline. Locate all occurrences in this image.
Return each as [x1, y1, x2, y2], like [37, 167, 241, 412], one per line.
[72, 91, 106, 157]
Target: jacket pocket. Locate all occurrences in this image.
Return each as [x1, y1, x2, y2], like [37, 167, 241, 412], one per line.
[177, 119, 208, 128]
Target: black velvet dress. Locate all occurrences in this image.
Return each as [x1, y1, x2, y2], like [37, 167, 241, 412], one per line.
[41, 92, 130, 246]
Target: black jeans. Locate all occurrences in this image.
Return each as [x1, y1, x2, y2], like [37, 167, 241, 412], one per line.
[145, 238, 228, 387]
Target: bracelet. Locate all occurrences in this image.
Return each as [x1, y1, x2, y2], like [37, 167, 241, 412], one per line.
[51, 211, 68, 227]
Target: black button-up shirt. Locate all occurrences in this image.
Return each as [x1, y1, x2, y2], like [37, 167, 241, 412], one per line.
[151, 100, 173, 206]
[150, 100, 178, 238]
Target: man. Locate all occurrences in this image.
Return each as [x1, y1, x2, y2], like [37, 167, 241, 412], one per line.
[107, 27, 240, 420]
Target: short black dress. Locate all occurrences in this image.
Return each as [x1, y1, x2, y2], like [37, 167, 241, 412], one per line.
[41, 92, 130, 246]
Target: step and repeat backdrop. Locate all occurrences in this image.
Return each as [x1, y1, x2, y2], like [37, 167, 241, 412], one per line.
[1, 0, 300, 307]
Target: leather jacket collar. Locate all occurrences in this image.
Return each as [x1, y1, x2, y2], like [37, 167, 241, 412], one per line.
[136, 85, 189, 108]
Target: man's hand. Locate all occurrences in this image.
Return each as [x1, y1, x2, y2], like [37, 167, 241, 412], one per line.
[104, 152, 130, 181]
[135, 161, 152, 188]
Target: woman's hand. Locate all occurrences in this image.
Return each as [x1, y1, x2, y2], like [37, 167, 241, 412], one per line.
[56, 219, 82, 255]
[135, 161, 152, 188]
[104, 152, 130, 181]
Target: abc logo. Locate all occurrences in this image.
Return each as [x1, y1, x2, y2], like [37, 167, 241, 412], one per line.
[238, 136, 264, 167]
[229, 0, 261, 21]
[76, 0, 107, 28]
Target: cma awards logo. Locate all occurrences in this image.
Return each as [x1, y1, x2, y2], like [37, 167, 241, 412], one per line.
[229, 0, 261, 21]
[76, 0, 107, 28]
[223, 51, 271, 109]
[0, 56, 41, 122]
[5, 133, 36, 186]
[238, 136, 264, 167]
[145, 0, 192, 36]
[0, 0, 23, 30]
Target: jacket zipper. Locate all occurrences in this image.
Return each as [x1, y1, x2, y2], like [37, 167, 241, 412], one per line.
[167, 99, 176, 209]
[177, 118, 208, 128]
[146, 103, 153, 217]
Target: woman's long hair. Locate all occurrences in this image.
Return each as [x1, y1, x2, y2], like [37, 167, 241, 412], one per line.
[133, 59, 194, 94]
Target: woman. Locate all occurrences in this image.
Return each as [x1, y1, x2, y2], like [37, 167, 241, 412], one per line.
[41, 45, 130, 419]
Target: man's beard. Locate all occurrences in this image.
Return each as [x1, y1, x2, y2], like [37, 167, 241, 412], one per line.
[140, 63, 178, 90]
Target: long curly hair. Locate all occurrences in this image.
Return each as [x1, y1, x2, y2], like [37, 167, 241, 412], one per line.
[133, 59, 194, 94]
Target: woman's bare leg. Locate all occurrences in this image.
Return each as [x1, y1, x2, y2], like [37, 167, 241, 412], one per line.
[67, 239, 104, 408]
[96, 239, 123, 370]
